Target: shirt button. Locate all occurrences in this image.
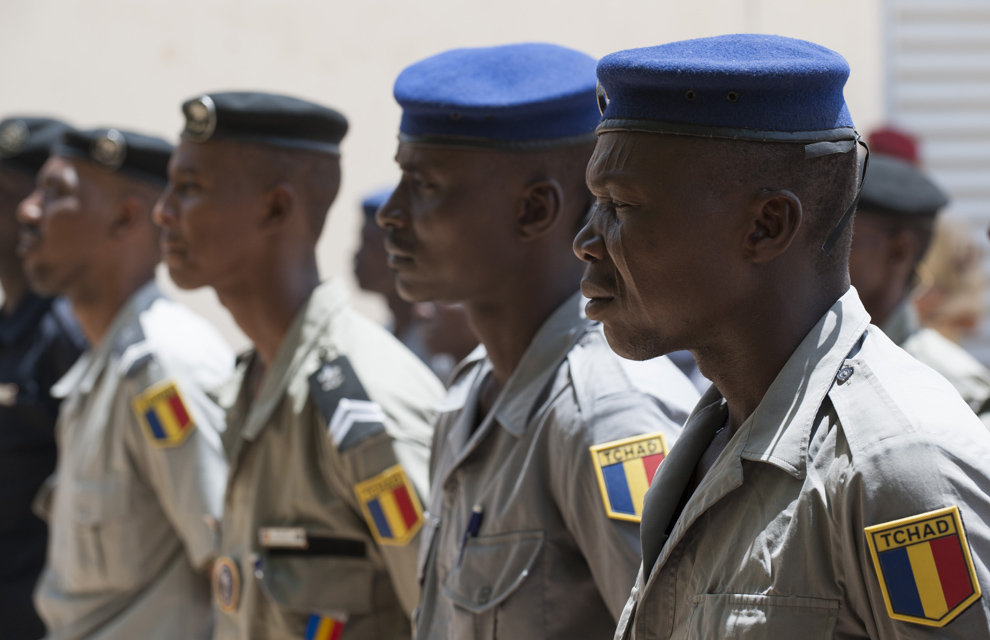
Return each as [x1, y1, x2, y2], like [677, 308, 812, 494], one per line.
[836, 365, 854, 383]
[476, 586, 491, 604]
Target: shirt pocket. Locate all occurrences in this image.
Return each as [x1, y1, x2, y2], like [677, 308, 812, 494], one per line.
[442, 530, 544, 640]
[256, 551, 376, 634]
[59, 477, 139, 590]
[686, 593, 839, 639]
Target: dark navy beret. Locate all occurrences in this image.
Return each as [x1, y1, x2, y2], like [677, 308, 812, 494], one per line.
[181, 91, 348, 155]
[0, 116, 72, 175]
[362, 185, 394, 218]
[858, 153, 949, 218]
[54, 127, 174, 185]
[597, 34, 857, 145]
[394, 42, 600, 149]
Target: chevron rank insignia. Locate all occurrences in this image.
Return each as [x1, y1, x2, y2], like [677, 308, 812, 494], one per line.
[309, 356, 386, 451]
[590, 433, 668, 522]
[132, 380, 196, 448]
[354, 465, 424, 546]
[865, 506, 981, 627]
[305, 613, 345, 640]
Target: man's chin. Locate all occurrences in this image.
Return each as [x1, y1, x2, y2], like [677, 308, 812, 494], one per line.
[601, 325, 667, 361]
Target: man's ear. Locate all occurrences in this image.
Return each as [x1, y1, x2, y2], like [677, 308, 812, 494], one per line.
[744, 189, 803, 264]
[517, 179, 563, 241]
[261, 182, 296, 230]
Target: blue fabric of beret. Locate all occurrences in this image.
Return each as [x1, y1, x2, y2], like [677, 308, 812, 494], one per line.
[0, 116, 73, 175]
[362, 185, 395, 218]
[394, 42, 600, 149]
[55, 127, 174, 184]
[597, 34, 856, 143]
[181, 91, 348, 155]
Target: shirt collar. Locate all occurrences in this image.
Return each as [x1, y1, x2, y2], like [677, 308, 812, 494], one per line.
[736, 287, 872, 478]
[492, 291, 589, 437]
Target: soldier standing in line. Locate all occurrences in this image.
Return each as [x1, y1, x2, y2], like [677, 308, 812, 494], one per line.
[0, 116, 86, 640]
[154, 91, 444, 640]
[378, 43, 699, 640]
[19, 126, 232, 639]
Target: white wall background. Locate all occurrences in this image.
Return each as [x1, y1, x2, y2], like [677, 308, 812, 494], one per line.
[0, 0, 884, 351]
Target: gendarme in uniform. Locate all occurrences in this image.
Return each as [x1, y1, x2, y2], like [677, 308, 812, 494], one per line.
[160, 92, 446, 640]
[30, 129, 232, 640]
[588, 35, 990, 639]
[388, 43, 700, 639]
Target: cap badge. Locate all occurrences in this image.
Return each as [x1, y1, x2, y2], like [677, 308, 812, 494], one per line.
[184, 95, 217, 142]
[0, 120, 29, 157]
[91, 129, 127, 170]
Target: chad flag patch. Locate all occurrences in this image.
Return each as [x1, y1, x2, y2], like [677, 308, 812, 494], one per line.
[591, 433, 668, 522]
[865, 506, 981, 627]
[354, 465, 423, 546]
[305, 614, 345, 640]
[132, 380, 196, 448]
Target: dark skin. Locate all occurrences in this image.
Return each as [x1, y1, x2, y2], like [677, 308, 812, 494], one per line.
[0, 165, 36, 315]
[574, 132, 850, 463]
[17, 156, 161, 344]
[848, 208, 926, 327]
[353, 213, 416, 340]
[377, 142, 589, 412]
[154, 138, 336, 369]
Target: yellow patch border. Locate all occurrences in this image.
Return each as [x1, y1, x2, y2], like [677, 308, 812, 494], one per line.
[354, 464, 424, 547]
[590, 432, 669, 523]
[212, 556, 241, 614]
[864, 505, 982, 627]
[131, 379, 196, 449]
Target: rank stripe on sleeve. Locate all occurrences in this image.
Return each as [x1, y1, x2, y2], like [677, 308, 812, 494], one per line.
[865, 505, 981, 627]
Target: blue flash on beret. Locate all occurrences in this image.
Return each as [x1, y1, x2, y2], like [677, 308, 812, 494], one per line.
[394, 42, 600, 149]
[596, 34, 856, 144]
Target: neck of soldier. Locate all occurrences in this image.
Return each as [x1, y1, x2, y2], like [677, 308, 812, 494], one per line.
[217, 252, 320, 369]
[695, 269, 849, 437]
[70, 263, 158, 345]
[466, 256, 584, 410]
[0, 261, 28, 316]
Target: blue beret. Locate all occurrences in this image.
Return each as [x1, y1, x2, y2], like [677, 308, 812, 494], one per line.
[181, 91, 347, 155]
[362, 185, 395, 218]
[0, 116, 72, 175]
[55, 127, 174, 185]
[394, 42, 600, 149]
[859, 153, 949, 218]
[597, 34, 856, 145]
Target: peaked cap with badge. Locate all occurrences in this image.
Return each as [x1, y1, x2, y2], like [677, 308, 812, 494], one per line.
[180, 91, 348, 155]
[394, 42, 600, 149]
[600, 34, 990, 640]
[54, 127, 173, 184]
[0, 116, 72, 175]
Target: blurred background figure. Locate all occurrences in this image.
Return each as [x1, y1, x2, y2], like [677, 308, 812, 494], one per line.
[0, 115, 86, 640]
[849, 136, 990, 424]
[354, 186, 476, 381]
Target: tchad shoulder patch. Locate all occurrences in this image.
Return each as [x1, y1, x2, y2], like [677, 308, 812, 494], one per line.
[590, 432, 669, 522]
[354, 464, 424, 546]
[865, 505, 981, 627]
[131, 379, 196, 448]
[309, 355, 386, 451]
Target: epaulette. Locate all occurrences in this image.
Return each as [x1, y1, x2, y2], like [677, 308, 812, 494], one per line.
[308, 355, 386, 451]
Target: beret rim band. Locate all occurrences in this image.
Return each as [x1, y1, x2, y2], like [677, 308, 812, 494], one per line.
[182, 133, 340, 156]
[397, 131, 596, 152]
[53, 144, 167, 185]
[596, 118, 858, 144]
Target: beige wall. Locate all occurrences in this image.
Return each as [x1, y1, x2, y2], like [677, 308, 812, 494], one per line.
[0, 0, 883, 351]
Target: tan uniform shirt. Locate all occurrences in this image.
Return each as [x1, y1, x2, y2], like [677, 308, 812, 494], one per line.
[415, 293, 699, 640]
[883, 299, 990, 426]
[34, 281, 232, 640]
[616, 288, 990, 640]
[211, 280, 443, 640]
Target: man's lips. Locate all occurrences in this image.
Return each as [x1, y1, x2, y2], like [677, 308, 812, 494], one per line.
[384, 239, 414, 266]
[580, 279, 615, 301]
